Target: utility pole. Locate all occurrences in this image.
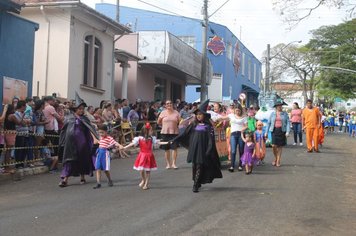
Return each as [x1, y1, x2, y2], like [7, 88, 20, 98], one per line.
[200, 0, 208, 102]
[265, 44, 270, 94]
[116, 0, 120, 23]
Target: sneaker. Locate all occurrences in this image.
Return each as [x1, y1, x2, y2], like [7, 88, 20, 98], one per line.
[108, 180, 113, 187]
[299, 143, 303, 146]
[293, 143, 297, 146]
[228, 167, 234, 172]
[238, 166, 243, 171]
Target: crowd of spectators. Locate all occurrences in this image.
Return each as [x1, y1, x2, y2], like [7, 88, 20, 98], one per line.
[0, 96, 207, 174]
[3, 94, 352, 175]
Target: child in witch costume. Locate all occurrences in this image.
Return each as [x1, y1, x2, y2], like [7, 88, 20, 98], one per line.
[171, 100, 222, 193]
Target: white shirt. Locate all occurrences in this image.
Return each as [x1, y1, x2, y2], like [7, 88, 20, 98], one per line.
[117, 108, 123, 119]
[207, 110, 222, 122]
[132, 136, 158, 146]
[228, 114, 247, 133]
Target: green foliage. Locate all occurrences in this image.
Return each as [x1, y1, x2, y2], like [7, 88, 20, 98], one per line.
[307, 19, 356, 100]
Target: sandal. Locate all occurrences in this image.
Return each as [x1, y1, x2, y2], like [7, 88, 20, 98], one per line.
[272, 161, 276, 166]
[142, 186, 149, 190]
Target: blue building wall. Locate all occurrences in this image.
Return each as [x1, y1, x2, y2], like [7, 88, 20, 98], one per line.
[0, 10, 38, 105]
[96, 3, 261, 103]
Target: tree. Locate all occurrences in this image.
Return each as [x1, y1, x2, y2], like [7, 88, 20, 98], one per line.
[268, 19, 356, 104]
[272, 0, 356, 28]
[308, 19, 356, 100]
[268, 43, 321, 104]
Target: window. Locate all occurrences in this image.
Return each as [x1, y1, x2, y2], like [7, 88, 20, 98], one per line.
[171, 82, 182, 102]
[226, 43, 232, 61]
[241, 53, 245, 76]
[178, 36, 196, 49]
[254, 63, 257, 84]
[83, 35, 102, 88]
[154, 77, 166, 101]
[248, 58, 251, 81]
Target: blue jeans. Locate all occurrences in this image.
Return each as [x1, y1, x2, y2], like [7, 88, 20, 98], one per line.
[292, 123, 302, 143]
[230, 131, 245, 169]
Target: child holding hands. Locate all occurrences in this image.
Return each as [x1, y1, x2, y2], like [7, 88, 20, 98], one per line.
[241, 131, 258, 174]
[93, 124, 124, 189]
[124, 123, 167, 190]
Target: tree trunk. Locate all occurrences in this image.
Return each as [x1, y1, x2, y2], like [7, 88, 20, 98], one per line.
[302, 73, 308, 105]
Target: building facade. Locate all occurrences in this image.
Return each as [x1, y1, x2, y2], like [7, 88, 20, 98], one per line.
[17, 0, 130, 107]
[0, 0, 38, 105]
[114, 31, 210, 103]
[97, 3, 261, 105]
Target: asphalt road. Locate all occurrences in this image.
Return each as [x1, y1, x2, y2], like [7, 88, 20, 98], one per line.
[1, 133, 355, 236]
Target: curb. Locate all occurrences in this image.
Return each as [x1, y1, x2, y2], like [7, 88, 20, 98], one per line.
[0, 166, 49, 183]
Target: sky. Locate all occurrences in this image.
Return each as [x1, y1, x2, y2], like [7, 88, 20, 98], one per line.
[81, 0, 348, 60]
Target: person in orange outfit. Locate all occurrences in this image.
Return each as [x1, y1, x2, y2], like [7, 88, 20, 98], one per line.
[302, 100, 321, 153]
[319, 110, 326, 146]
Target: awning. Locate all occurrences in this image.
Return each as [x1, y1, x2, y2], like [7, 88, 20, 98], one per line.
[242, 84, 259, 94]
[138, 31, 212, 85]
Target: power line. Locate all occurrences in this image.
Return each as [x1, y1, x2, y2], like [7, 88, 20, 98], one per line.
[136, 0, 181, 16]
[209, 0, 231, 18]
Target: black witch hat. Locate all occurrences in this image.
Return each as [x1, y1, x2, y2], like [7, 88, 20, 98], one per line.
[194, 99, 211, 119]
[74, 91, 87, 109]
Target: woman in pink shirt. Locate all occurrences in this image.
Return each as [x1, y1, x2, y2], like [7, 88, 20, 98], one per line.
[157, 100, 180, 169]
[290, 102, 303, 146]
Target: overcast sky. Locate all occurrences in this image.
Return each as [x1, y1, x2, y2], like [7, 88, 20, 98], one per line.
[82, 0, 347, 59]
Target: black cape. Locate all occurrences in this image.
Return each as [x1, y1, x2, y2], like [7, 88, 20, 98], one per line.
[172, 122, 223, 184]
[59, 113, 99, 163]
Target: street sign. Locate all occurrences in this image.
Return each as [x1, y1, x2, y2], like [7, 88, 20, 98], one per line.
[239, 93, 246, 100]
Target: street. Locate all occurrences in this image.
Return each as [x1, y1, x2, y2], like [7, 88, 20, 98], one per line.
[1, 133, 356, 236]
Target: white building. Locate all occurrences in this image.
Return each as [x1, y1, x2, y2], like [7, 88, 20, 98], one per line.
[17, 0, 130, 106]
[271, 82, 316, 108]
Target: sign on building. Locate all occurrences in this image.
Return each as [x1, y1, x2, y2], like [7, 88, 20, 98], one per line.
[207, 36, 226, 56]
